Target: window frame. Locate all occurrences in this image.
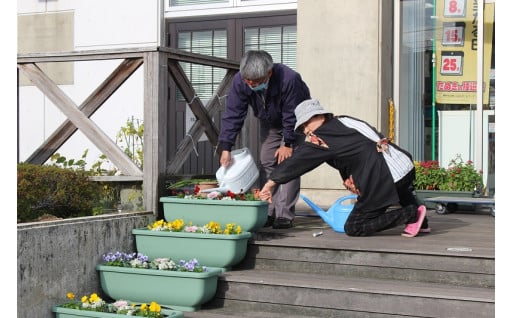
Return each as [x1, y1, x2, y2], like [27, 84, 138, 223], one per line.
[164, 0, 296, 17]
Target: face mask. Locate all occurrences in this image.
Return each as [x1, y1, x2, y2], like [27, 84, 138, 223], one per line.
[250, 80, 268, 92]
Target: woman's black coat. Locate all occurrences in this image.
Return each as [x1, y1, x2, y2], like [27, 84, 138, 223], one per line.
[269, 117, 411, 212]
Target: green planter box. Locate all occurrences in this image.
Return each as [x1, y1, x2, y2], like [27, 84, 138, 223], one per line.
[53, 306, 184, 318]
[159, 197, 268, 232]
[133, 228, 252, 270]
[96, 264, 222, 312]
[416, 190, 474, 210]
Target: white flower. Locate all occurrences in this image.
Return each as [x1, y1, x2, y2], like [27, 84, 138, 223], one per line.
[129, 259, 148, 268]
[196, 225, 211, 233]
[151, 258, 176, 270]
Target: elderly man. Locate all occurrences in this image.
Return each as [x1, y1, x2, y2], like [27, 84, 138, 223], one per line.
[218, 50, 311, 229]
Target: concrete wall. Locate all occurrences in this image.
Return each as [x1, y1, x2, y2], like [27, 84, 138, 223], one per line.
[17, 212, 155, 318]
[296, 0, 393, 206]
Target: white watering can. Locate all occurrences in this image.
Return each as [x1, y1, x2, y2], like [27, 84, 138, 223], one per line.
[300, 194, 357, 233]
[200, 147, 259, 194]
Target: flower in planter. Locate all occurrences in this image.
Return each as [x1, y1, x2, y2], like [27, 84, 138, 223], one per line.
[102, 251, 207, 272]
[413, 160, 447, 190]
[438, 158, 483, 192]
[147, 218, 243, 235]
[102, 251, 149, 268]
[180, 188, 260, 201]
[166, 178, 260, 201]
[58, 291, 164, 317]
[414, 157, 483, 192]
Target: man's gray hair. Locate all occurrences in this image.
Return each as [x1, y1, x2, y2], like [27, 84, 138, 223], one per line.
[240, 50, 274, 80]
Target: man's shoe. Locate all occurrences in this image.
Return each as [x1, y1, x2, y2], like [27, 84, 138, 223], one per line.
[264, 216, 275, 228]
[402, 205, 427, 238]
[272, 217, 293, 229]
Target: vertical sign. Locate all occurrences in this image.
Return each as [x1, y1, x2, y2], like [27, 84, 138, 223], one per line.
[435, 0, 494, 104]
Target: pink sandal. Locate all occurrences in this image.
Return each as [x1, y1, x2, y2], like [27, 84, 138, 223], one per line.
[402, 205, 427, 238]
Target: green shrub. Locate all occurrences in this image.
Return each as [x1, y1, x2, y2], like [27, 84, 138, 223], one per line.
[17, 163, 102, 222]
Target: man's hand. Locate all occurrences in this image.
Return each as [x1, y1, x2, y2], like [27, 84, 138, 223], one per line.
[220, 150, 232, 167]
[259, 180, 277, 203]
[274, 145, 293, 164]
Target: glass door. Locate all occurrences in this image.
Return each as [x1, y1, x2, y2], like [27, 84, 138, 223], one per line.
[397, 0, 495, 195]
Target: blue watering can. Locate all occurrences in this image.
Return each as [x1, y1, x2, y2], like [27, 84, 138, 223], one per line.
[299, 194, 357, 233]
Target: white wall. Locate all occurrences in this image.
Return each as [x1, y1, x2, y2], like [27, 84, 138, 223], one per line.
[17, 0, 160, 49]
[74, 1, 160, 50]
[18, 0, 159, 169]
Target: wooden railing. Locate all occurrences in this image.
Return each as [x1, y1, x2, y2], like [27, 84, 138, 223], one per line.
[17, 47, 239, 213]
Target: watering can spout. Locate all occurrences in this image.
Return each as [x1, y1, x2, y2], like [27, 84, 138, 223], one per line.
[299, 194, 357, 233]
[299, 194, 329, 219]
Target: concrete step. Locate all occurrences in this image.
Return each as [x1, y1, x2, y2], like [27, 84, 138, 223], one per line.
[185, 269, 494, 318]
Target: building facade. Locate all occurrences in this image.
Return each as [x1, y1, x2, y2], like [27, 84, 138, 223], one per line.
[17, 0, 496, 206]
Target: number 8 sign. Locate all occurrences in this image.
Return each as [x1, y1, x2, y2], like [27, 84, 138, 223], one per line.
[440, 51, 464, 76]
[443, 0, 466, 18]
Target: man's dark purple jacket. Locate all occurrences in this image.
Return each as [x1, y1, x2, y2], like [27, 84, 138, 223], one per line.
[219, 63, 311, 151]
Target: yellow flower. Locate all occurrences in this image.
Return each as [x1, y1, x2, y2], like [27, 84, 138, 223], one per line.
[169, 218, 184, 231]
[207, 221, 221, 234]
[140, 303, 147, 310]
[148, 218, 243, 234]
[148, 219, 166, 230]
[81, 295, 88, 303]
[224, 223, 242, 234]
[89, 293, 100, 303]
[149, 301, 161, 313]
[66, 292, 75, 300]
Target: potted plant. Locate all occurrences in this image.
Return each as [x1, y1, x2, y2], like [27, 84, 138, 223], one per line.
[96, 251, 222, 312]
[53, 292, 184, 317]
[160, 189, 268, 232]
[132, 219, 252, 270]
[414, 157, 484, 210]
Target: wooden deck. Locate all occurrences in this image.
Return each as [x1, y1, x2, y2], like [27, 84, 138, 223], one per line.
[257, 206, 495, 260]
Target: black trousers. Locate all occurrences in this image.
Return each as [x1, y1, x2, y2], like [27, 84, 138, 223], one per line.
[344, 169, 419, 237]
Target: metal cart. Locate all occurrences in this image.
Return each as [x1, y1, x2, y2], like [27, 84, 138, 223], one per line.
[423, 196, 495, 216]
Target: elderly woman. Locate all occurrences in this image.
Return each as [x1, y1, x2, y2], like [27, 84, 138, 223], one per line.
[259, 99, 429, 237]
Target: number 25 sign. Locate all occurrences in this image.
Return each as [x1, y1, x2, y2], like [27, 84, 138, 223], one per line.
[440, 51, 463, 76]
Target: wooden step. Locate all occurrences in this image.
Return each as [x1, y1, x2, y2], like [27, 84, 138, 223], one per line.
[185, 269, 494, 318]
[184, 211, 495, 318]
